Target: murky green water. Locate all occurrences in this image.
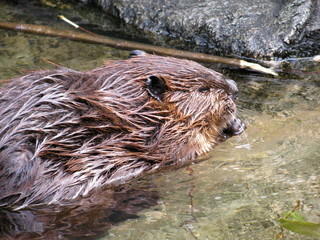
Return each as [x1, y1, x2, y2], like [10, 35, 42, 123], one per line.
[0, 1, 319, 240]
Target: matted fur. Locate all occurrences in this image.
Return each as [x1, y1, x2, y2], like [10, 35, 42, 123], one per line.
[0, 54, 244, 209]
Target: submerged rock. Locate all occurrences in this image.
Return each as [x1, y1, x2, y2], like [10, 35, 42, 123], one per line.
[89, 0, 319, 58]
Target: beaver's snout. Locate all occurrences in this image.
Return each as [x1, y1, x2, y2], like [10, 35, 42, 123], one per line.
[223, 118, 246, 137]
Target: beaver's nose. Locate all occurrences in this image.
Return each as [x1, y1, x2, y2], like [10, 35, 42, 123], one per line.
[226, 79, 239, 100]
[223, 118, 246, 137]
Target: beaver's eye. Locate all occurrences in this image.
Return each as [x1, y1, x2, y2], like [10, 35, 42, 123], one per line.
[198, 86, 210, 93]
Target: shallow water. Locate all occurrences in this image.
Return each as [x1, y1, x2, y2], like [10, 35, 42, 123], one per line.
[0, 1, 319, 240]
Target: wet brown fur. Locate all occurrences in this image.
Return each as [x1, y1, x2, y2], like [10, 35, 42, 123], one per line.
[0, 54, 242, 209]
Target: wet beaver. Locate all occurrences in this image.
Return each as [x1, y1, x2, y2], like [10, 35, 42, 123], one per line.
[0, 51, 245, 209]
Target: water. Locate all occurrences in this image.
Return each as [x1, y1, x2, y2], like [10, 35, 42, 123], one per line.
[0, 1, 319, 239]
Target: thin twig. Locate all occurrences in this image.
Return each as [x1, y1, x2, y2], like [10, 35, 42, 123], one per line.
[58, 15, 98, 36]
[313, 55, 320, 62]
[0, 21, 278, 76]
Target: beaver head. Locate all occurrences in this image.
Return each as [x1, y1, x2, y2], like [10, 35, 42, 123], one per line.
[0, 51, 245, 208]
[96, 51, 245, 157]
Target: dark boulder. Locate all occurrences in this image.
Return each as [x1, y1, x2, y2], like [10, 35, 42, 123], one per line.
[90, 0, 320, 58]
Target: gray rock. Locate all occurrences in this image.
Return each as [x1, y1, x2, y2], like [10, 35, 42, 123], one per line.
[90, 0, 319, 58]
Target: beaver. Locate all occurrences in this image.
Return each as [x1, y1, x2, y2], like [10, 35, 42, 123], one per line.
[0, 50, 245, 209]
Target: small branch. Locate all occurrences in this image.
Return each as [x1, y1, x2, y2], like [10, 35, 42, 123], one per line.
[0, 21, 278, 76]
[58, 15, 98, 36]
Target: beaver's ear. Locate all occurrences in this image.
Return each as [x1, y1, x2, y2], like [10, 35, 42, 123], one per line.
[146, 76, 168, 102]
[129, 50, 147, 58]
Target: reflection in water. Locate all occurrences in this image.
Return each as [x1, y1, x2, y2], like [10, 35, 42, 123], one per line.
[0, 184, 159, 239]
